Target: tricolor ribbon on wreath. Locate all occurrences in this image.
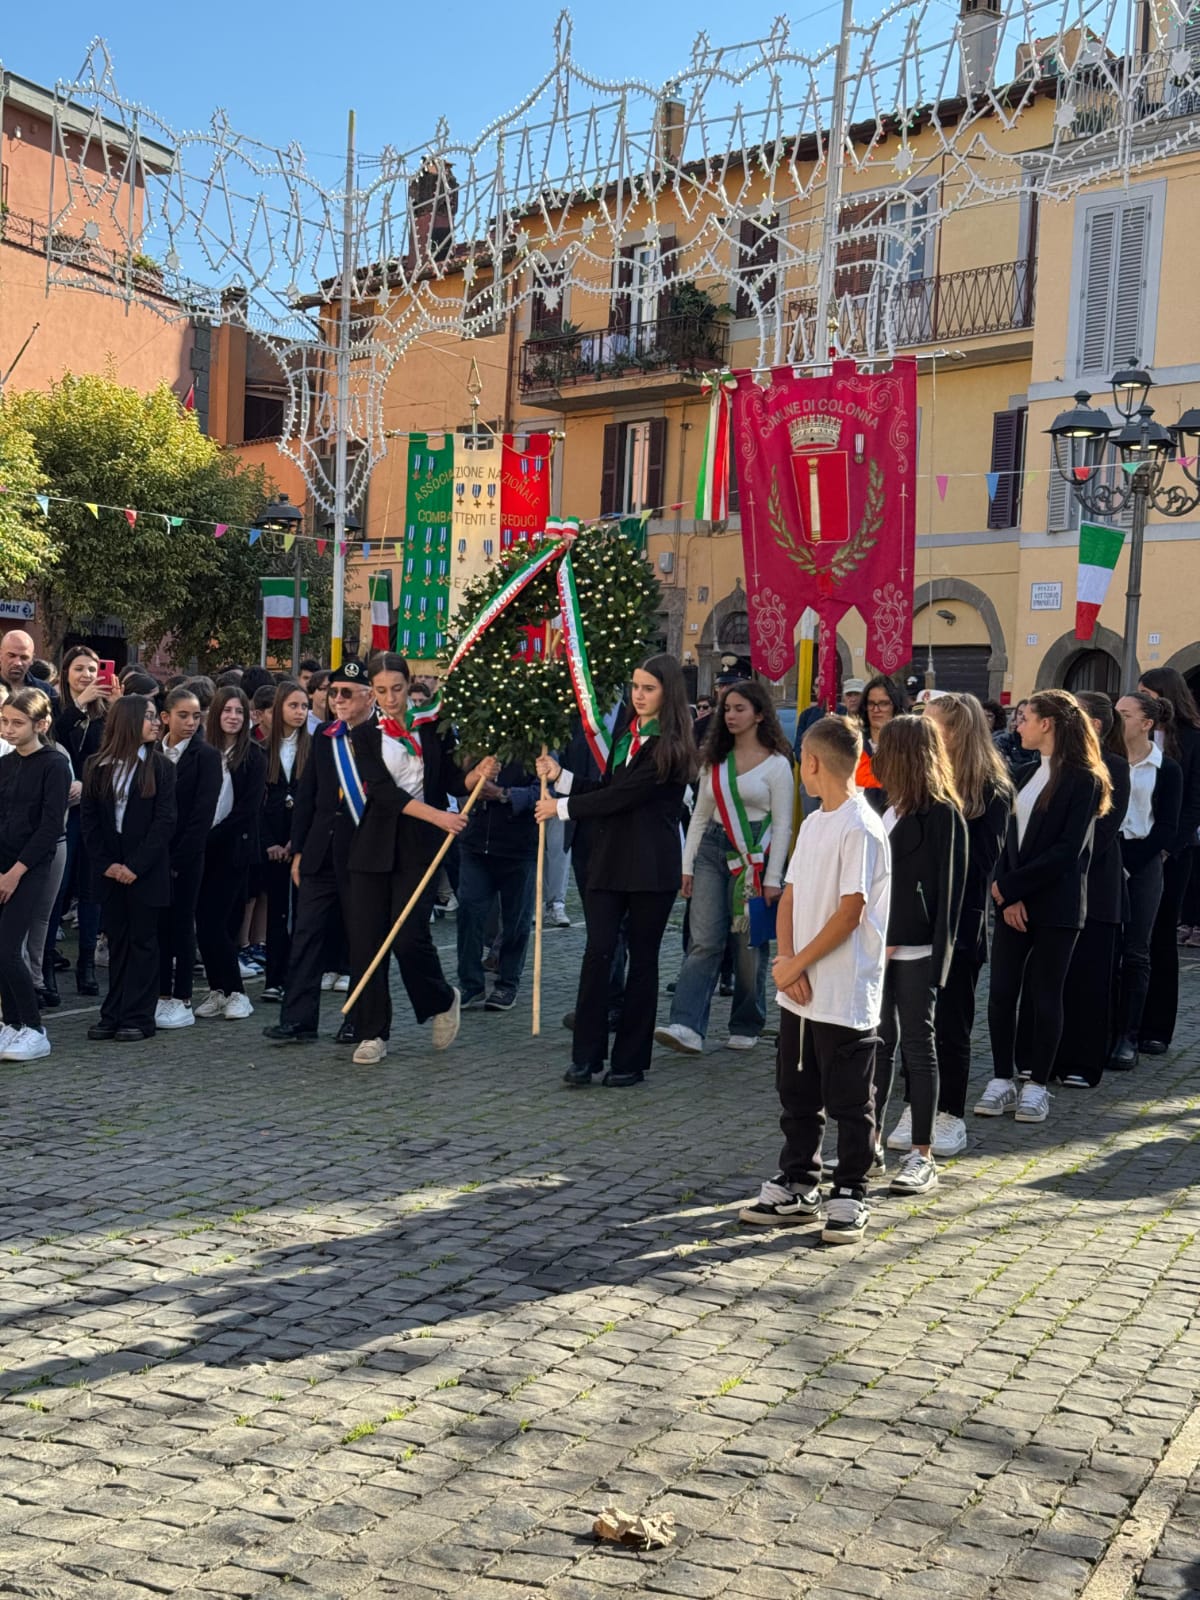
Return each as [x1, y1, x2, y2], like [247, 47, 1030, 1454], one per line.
[695, 371, 737, 523]
[711, 752, 770, 931]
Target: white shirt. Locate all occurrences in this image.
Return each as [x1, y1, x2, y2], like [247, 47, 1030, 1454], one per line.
[162, 735, 192, 767]
[279, 731, 299, 783]
[1015, 761, 1051, 847]
[1121, 743, 1162, 842]
[380, 730, 424, 803]
[882, 806, 933, 962]
[212, 753, 234, 828]
[682, 752, 794, 887]
[778, 794, 891, 1030]
[112, 747, 149, 833]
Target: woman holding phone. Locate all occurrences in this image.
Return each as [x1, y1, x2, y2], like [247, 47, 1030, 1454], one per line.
[50, 646, 115, 996]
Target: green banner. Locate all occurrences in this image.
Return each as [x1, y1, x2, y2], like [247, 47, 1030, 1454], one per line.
[400, 433, 454, 661]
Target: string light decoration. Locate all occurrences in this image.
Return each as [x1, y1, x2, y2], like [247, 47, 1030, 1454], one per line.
[438, 527, 660, 766]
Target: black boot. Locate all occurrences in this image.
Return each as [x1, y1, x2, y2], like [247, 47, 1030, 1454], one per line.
[76, 955, 99, 997]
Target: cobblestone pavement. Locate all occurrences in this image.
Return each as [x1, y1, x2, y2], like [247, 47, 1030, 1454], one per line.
[2, 901, 1199, 1600]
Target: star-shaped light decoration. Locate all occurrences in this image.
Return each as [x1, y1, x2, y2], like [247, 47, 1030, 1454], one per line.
[643, 219, 660, 243]
[1170, 46, 1193, 80]
[581, 215, 597, 239]
[463, 260, 477, 285]
[893, 145, 914, 176]
[164, 250, 181, 272]
[542, 284, 562, 311]
[82, 220, 101, 241]
[1054, 100, 1077, 132]
[514, 227, 531, 254]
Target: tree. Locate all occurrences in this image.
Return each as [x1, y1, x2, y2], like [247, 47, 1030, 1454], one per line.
[5, 372, 318, 667]
[0, 408, 53, 591]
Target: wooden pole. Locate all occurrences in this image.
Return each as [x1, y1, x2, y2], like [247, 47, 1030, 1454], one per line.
[532, 744, 548, 1035]
[341, 775, 489, 1016]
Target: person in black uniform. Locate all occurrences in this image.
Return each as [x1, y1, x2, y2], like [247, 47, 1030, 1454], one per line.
[49, 646, 114, 998]
[80, 694, 177, 1042]
[264, 658, 375, 1045]
[156, 685, 222, 1029]
[536, 654, 696, 1088]
[345, 652, 497, 1064]
[260, 680, 312, 1002]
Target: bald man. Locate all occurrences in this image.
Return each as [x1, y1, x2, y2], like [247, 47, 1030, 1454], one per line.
[0, 632, 59, 709]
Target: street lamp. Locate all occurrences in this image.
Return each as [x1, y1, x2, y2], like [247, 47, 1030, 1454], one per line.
[254, 494, 304, 673]
[1047, 365, 1195, 690]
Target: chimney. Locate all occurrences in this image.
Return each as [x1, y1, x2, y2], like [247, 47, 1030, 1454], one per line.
[959, 0, 1002, 97]
[654, 94, 685, 170]
[406, 158, 459, 270]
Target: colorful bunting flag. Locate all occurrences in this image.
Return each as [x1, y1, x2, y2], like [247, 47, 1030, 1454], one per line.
[124, 509, 138, 528]
[214, 523, 228, 539]
[35, 495, 49, 516]
[935, 475, 948, 502]
[985, 472, 999, 502]
[85, 502, 99, 519]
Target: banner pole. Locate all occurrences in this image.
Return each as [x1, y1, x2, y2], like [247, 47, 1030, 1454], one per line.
[532, 745, 548, 1036]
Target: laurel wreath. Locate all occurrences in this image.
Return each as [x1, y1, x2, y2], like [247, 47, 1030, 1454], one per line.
[770, 458, 884, 580]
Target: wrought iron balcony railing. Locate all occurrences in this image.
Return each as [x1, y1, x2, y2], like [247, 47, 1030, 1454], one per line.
[519, 313, 730, 394]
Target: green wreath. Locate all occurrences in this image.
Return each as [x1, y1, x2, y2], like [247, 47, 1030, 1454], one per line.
[437, 527, 662, 767]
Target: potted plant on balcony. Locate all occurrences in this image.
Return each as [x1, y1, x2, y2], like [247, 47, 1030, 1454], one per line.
[526, 319, 581, 387]
[663, 281, 732, 369]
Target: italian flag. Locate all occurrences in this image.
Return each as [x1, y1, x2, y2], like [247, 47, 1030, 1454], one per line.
[261, 577, 310, 640]
[1075, 521, 1125, 640]
[369, 571, 393, 651]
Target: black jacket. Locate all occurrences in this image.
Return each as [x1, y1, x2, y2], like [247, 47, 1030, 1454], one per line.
[562, 738, 685, 895]
[994, 763, 1102, 930]
[262, 741, 308, 852]
[346, 719, 469, 875]
[290, 721, 357, 876]
[0, 746, 71, 871]
[953, 780, 1012, 963]
[207, 743, 266, 871]
[884, 799, 967, 986]
[167, 737, 222, 865]
[1120, 752, 1182, 876]
[1167, 723, 1200, 855]
[1088, 753, 1130, 927]
[460, 760, 540, 862]
[53, 703, 106, 780]
[80, 753, 177, 908]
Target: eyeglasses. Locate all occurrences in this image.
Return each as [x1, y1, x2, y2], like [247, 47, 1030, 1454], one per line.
[327, 686, 364, 701]
[866, 698, 893, 711]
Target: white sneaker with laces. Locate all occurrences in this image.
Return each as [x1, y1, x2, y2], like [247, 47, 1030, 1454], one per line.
[431, 988, 461, 1050]
[0, 1024, 17, 1055]
[1015, 1083, 1051, 1123]
[333, 974, 350, 994]
[353, 1037, 387, 1065]
[726, 1035, 758, 1051]
[548, 901, 571, 928]
[157, 999, 195, 1030]
[821, 1189, 869, 1245]
[223, 992, 254, 1020]
[194, 990, 228, 1019]
[238, 955, 262, 980]
[886, 1105, 913, 1150]
[738, 1176, 822, 1227]
[931, 1112, 968, 1157]
[889, 1151, 938, 1195]
[320, 972, 337, 991]
[654, 1023, 703, 1055]
[973, 1077, 1018, 1116]
[3, 1027, 51, 1061]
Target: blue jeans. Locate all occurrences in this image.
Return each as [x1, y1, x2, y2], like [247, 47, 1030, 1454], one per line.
[456, 850, 537, 998]
[669, 823, 768, 1039]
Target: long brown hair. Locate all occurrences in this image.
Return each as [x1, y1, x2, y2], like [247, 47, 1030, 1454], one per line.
[61, 645, 108, 722]
[1025, 689, 1112, 816]
[84, 695, 158, 802]
[925, 692, 1012, 819]
[700, 679, 792, 767]
[1137, 667, 1196, 760]
[872, 714, 962, 817]
[266, 678, 312, 785]
[207, 686, 252, 771]
[636, 654, 697, 786]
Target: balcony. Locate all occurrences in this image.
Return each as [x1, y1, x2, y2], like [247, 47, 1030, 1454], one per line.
[518, 314, 730, 410]
[789, 259, 1036, 361]
[1054, 49, 1200, 142]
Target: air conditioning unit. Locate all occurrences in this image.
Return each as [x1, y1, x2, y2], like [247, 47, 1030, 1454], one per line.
[658, 552, 675, 573]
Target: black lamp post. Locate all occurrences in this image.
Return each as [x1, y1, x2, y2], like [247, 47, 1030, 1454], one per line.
[254, 494, 304, 673]
[1048, 364, 1197, 690]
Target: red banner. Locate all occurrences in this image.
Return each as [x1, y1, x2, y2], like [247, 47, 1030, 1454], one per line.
[733, 359, 917, 700]
[501, 433, 552, 552]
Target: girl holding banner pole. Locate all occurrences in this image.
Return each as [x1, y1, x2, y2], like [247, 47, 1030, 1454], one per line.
[535, 655, 696, 1088]
[655, 682, 793, 1057]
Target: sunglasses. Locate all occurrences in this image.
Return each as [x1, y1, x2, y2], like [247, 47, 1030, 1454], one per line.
[327, 685, 366, 701]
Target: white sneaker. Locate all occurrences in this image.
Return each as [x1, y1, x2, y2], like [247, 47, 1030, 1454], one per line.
[548, 901, 571, 928]
[654, 1023, 703, 1055]
[3, 1027, 51, 1061]
[973, 1077, 1018, 1116]
[238, 955, 262, 980]
[886, 1105, 914, 1150]
[931, 1112, 968, 1157]
[0, 1024, 19, 1055]
[194, 990, 227, 1019]
[1015, 1083, 1051, 1123]
[726, 1035, 758, 1051]
[94, 938, 109, 968]
[222, 992, 254, 1020]
[353, 1037, 387, 1065]
[320, 971, 337, 991]
[333, 974, 350, 994]
[156, 999, 195, 1030]
[431, 988, 461, 1050]
[889, 1151, 938, 1195]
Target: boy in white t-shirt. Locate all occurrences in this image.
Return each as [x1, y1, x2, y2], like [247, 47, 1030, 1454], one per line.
[739, 715, 891, 1245]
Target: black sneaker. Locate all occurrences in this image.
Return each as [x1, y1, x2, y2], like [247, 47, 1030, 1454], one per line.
[738, 1176, 822, 1227]
[461, 990, 486, 1010]
[1108, 1038, 1137, 1069]
[1139, 1038, 1169, 1056]
[562, 1061, 602, 1086]
[486, 986, 517, 1011]
[262, 1023, 318, 1044]
[821, 1188, 869, 1246]
[603, 1068, 645, 1087]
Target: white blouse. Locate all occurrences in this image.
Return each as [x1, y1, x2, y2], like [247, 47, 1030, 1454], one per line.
[212, 754, 234, 828]
[682, 751, 794, 886]
[381, 732, 424, 803]
[279, 732, 299, 783]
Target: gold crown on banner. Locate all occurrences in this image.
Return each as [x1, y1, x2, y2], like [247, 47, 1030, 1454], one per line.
[789, 416, 842, 451]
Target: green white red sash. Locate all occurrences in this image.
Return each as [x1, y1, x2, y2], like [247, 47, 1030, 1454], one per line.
[711, 752, 770, 925]
[445, 536, 570, 674]
[694, 371, 735, 522]
[556, 549, 610, 770]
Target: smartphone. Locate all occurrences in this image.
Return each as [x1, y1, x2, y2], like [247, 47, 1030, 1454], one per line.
[95, 660, 116, 690]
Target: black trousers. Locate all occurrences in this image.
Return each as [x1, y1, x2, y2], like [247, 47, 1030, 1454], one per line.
[1051, 919, 1119, 1087]
[987, 920, 1078, 1086]
[1141, 849, 1194, 1046]
[0, 861, 50, 1031]
[100, 887, 160, 1033]
[935, 948, 982, 1118]
[263, 858, 295, 991]
[196, 840, 248, 997]
[280, 864, 355, 1035]
[776, 1008, 877, 1196]
[875, 955, 938, 1146]
[1118, 856, 1164, 1044]
[158, 855, 204, 1002]
[348, 846, 454, 1042]
[571, 836, 627, 1006]
[573, 887, 676, 1076]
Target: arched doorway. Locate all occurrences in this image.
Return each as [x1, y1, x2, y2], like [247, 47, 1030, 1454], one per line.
[1036, 625, 1132, 691]
[1064, 649, 1120, 695]
[717, 610, 750, 651]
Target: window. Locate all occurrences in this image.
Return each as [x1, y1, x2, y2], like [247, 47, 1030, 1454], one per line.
[243, 391, 285, 441]
[466, 280, 506, 339]
[735, 216, 778, 319]
[987, 407, 1026, 529]
[1077, 198, 1151, 377]
[600, 418, 666, 516]
[1045, 439, 1133, 534]
[529, 264, 563, 338]
[881, 189, 934, 282]
[610, 239, 677, 345]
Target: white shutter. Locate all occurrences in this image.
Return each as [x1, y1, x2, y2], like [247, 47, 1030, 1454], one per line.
[1110, 202, 1149, 370]
[1079, 207, 1116, 375]
[1046, 446, 1077, 532]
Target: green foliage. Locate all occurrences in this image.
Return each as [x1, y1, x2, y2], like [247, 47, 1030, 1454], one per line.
[0, 409, 53, 590]
[439, 529, 661, 766]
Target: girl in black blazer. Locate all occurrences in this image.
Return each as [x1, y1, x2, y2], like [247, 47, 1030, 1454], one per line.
[80, 695, 177, 1042]
[981, 690, 1111, 1125]
[156, 686, 222, 1027]
[261, 680, 312, 1002]
[536, 654, 697, 1088]
[923, 694, 1013, 1143]
[345, 653, 496, 1065]
[194, 687, 267, 1021]
[870, 715, 966, 1195]
[49, 646, 115, 997]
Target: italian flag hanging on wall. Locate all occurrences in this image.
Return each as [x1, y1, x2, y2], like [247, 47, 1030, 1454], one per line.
[260, 577, 310, 640]
[369, 571, 393, 651]
[1075, 521, 1125, 640]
